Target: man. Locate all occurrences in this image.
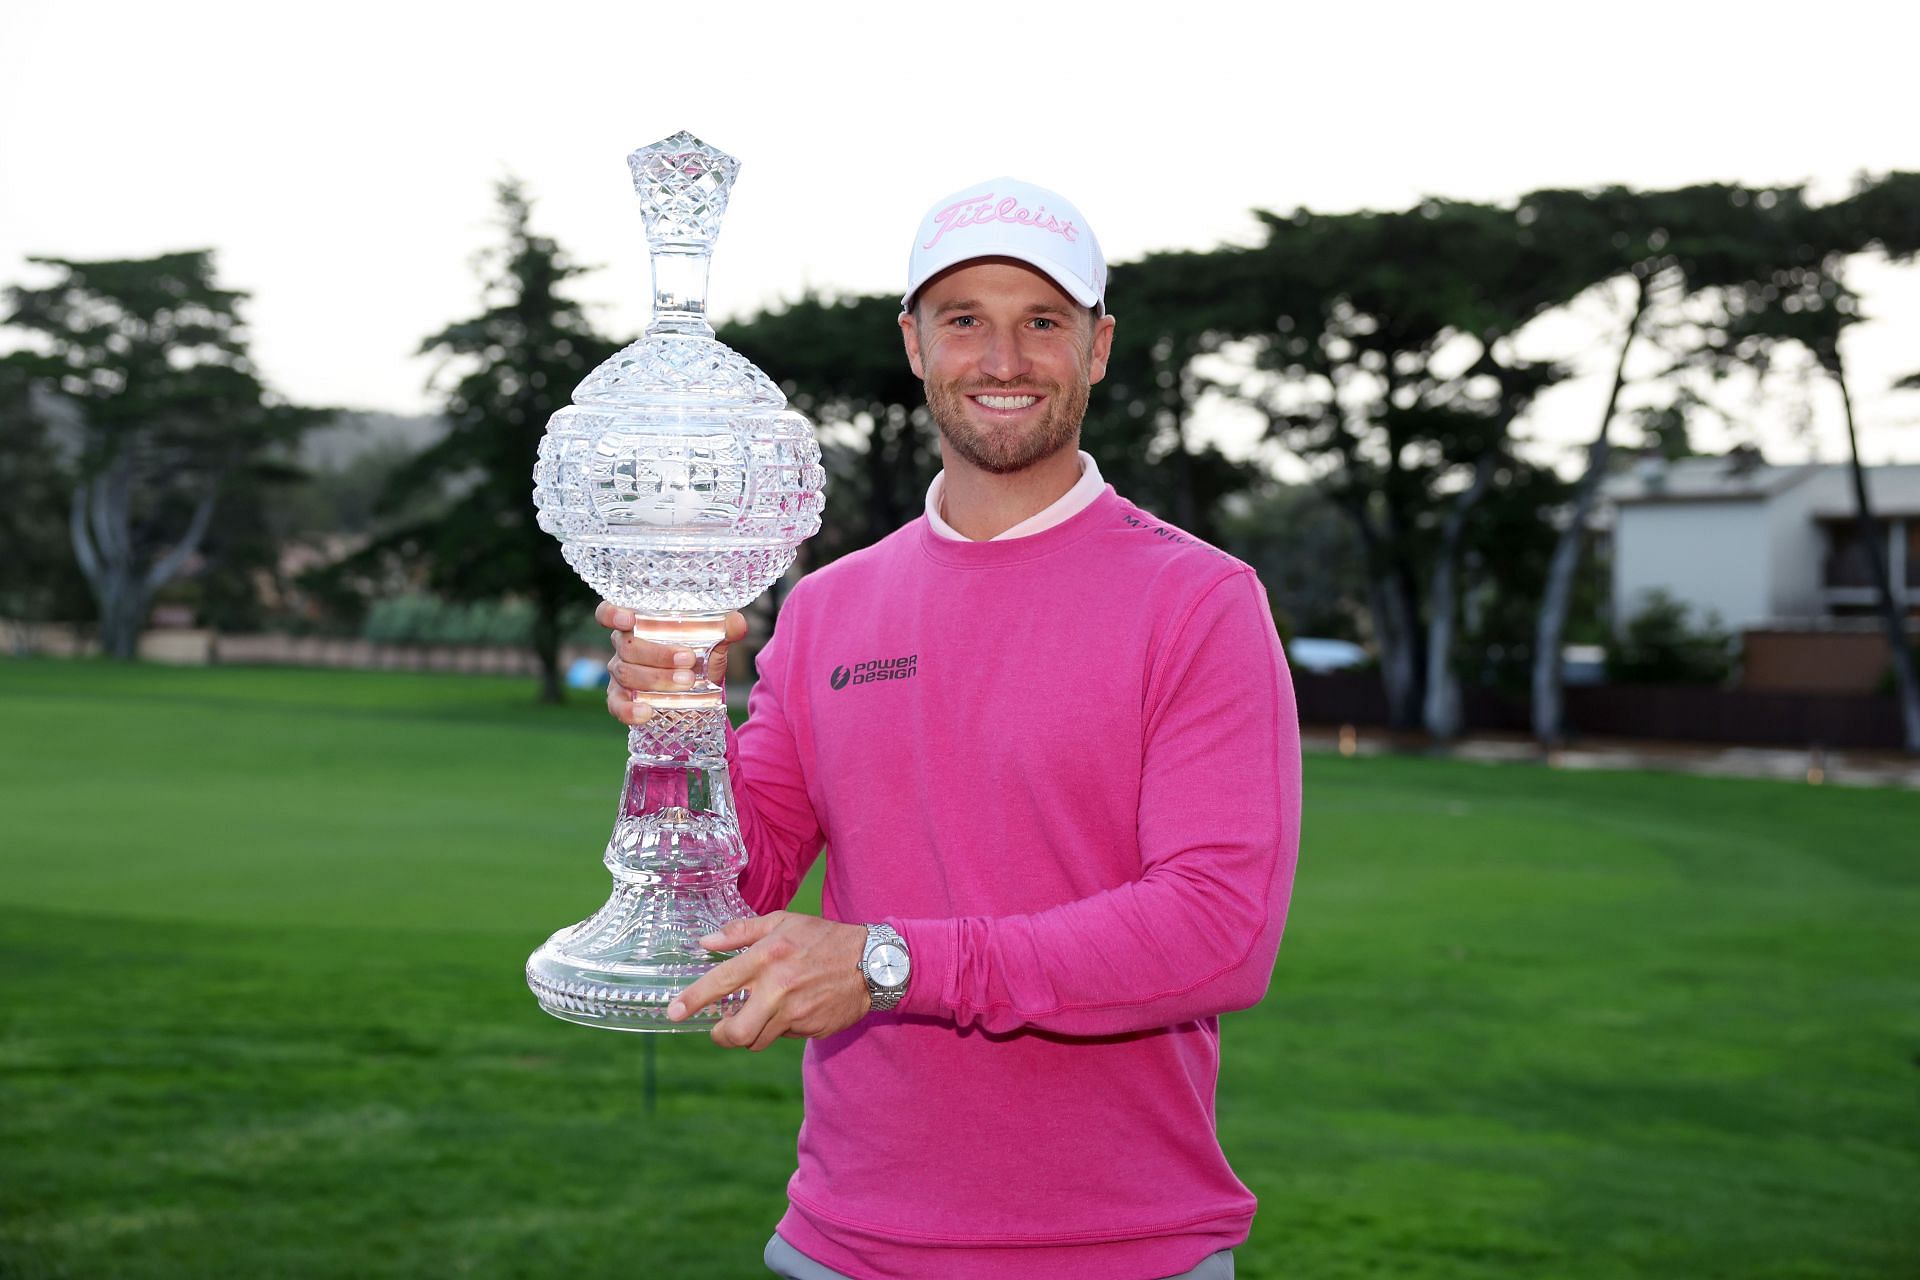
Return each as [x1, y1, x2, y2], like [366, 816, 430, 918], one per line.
[598, 177, 1300, 1279]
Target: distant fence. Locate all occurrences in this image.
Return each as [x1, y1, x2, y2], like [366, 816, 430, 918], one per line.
[212, 633, 607, 677]
[11, 619, 1903, 749]
[2, 621, 609, 679]
[1294, 672, 1908, 751]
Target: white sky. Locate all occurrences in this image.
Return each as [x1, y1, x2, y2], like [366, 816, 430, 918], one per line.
[4, 0, 1918, 473]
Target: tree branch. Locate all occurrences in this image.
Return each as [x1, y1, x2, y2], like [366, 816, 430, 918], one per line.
[68, 481, 103, 591]
[144, 484, 218, 595]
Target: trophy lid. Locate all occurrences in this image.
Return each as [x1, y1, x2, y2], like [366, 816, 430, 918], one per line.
[572, 132, 786, 411]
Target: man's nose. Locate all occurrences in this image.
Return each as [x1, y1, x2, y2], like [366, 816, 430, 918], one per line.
[979, 326, 1030, 383]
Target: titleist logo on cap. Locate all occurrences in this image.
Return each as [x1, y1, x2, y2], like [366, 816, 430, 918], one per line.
[923, 193, 1081, 250]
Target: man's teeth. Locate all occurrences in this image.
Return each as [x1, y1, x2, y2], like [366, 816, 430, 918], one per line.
[974, 395, 1038, 409]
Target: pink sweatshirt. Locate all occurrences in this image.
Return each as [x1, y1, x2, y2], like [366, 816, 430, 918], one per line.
[726, 487, 1301, 1279]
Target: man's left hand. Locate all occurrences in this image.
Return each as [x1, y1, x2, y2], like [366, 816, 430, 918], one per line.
[668, 911, 871, 1050]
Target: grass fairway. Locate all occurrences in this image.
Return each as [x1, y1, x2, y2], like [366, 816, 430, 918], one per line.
[1, 659, 1916, 1279]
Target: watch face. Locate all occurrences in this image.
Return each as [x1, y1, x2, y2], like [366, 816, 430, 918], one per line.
[868, 943, 909, 988]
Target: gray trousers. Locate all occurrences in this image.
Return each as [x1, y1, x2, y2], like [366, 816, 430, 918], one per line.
[764, 1232, 1235, 1279]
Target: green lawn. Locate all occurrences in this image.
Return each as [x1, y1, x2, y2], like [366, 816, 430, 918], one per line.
[1, 659, 1915, 1279]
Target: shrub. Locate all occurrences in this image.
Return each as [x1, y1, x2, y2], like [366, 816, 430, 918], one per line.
[1606, 589, 1736, 685]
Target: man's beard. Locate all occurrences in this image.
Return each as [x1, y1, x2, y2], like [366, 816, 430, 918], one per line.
[925, 376, 1091, 476]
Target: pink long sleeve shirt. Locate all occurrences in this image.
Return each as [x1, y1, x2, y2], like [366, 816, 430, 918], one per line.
[726, 487, 1301, 1279]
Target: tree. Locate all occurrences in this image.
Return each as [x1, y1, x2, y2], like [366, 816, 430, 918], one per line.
[1085, 249, 1263, 544]
[1696, 177, 1920, 752]
[2, 251, 312, 658]
[376, 181, 612, 703]
[1219, 200, 1585, 736]
[1523, 183, 1816, 746]
[1456, 457, 1584, 692]
[1216, 481, 1368, 642]
[0, 362, 92, 643]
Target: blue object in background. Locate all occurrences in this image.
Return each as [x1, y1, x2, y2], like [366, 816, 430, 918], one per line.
[1561, 644, 1609, 687]
[566, 657, 610, 690]
[1287, 637, 1369, 674]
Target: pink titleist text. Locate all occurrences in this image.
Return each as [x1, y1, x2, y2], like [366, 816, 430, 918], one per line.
[923, 194, 1079, 250]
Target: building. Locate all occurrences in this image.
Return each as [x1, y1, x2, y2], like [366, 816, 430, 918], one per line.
[1606, 454, 1920, 692]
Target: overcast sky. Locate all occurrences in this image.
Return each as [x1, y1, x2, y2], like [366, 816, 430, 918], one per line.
[4, 0, 1918, 470]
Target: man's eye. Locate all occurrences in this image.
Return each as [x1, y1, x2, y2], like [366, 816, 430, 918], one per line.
[1031, 317, 1056, 330]
[950, 315, 977, 328]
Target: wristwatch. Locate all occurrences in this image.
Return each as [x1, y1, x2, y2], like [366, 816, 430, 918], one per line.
[859, 923, 911, 1012]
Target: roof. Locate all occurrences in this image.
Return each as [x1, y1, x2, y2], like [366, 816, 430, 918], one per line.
[1804, 464, 1920, 518]
[1606, 458, 1920, 515]
[1605, 455, 1820, 505]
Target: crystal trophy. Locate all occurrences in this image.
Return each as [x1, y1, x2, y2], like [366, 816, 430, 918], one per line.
[525, 132, 825, 1031]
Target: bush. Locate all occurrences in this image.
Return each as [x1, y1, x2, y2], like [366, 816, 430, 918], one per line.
[362, 594, 533, 646]
[1606, 589, 1736, 685]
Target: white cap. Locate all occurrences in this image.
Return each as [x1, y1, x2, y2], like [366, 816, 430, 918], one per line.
[902, 177, 1107, 315]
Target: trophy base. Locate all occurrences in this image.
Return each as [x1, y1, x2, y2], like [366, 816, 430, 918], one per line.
[526, 943, 746, 1033]
[525, 877, 753, 1033]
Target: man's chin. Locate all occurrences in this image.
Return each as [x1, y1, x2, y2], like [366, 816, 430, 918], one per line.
[928, 384, 1086, 477]
[941, 432, 1079, 476]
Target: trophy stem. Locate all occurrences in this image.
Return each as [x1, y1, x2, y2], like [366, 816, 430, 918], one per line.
[647, 243, 716, 336]
[626, 613, 728, 707]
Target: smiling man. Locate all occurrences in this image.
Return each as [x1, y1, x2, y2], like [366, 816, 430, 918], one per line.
[600, 178, 1301, 1280]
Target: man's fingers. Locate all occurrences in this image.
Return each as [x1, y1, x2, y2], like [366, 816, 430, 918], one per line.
[594, 601, 634, 630]
[611, 631, 697, 670]
[746, 1015, 789, 1053]
[701, 912, 781, 952]
[669, 951, 757, 1022]
[606, 681, 654, 726]
[608, 655, 699, 694]
[712, 985, 782, 1050]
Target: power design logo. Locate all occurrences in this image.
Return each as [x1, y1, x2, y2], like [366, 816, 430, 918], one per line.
[829, 654, 919, 691]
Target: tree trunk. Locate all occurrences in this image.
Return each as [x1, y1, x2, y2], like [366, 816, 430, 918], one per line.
[69, 453, 219, 662]
[1344, 493, 1422, 729]
[1533, 274, 1651, 747]
[1363, 578, 1413, 726]
[1381, 527, 1428, 730]
[530, 590, 564, 706]
[98, 579, 149, 661]
[1833, 358, 1920, 753]
[73, 465, 133, 660]
[1380, 583, 1421, 729]
[1423, 450, 1499, 741]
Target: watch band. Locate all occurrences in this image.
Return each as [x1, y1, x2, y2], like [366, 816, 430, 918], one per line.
[860, 922, 910, 1012]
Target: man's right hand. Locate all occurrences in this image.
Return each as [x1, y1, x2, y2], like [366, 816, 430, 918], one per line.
[595, 602, 749, 727]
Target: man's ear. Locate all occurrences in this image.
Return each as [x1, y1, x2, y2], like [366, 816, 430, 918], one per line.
[899, 310, 927, 380]
[1087, 313, 1117, 386]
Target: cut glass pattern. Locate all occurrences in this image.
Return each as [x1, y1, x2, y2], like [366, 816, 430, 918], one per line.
[626, 131, 740, 245]
[525, 131, 824, 1032]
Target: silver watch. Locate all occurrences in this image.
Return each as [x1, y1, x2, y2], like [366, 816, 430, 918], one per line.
[859, 923, 911, 1012]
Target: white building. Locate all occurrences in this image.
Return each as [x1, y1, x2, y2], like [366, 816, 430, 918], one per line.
[1608, 455, 1920, 630]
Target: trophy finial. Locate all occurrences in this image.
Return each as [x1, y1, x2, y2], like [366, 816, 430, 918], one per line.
[627, 131, 741, 245]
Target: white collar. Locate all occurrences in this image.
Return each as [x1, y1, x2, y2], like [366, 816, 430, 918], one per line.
[925, 451, 1106, 542]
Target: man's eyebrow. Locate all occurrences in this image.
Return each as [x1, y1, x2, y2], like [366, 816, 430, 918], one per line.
[929, 299, 1076, 318]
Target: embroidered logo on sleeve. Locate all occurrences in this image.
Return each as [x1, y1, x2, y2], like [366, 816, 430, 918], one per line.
[1119, 512, 1233, 561]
